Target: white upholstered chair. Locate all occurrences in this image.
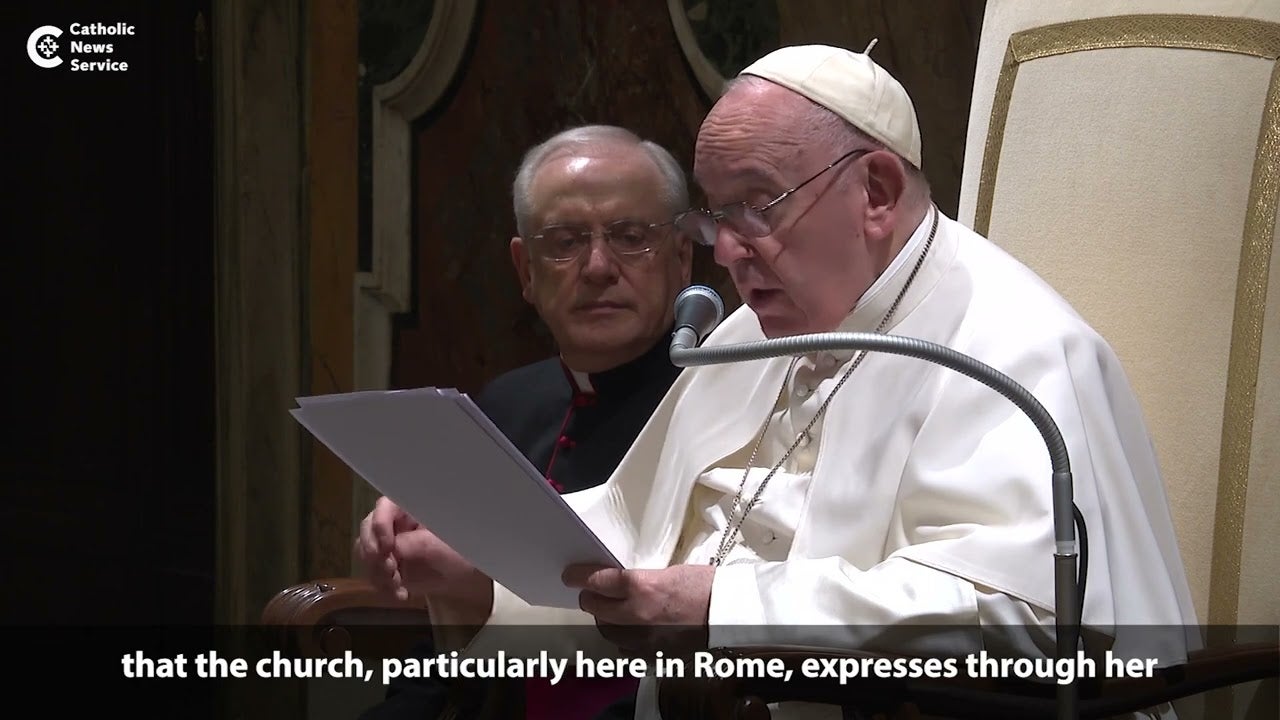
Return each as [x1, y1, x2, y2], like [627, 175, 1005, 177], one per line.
[957, 0, 1277, 642]
[954, 0, 1279, 716]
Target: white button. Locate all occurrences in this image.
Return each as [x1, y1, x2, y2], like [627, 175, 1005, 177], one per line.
[763, 531, 776, 545]
[795, 383, 811, 397]
[819, 353, 837, 369]
[796, 431, 811, 447]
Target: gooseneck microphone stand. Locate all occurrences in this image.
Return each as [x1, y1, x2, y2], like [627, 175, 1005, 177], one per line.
[668, 286, 1085, 720]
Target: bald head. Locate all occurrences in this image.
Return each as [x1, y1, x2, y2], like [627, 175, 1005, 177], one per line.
[512, 124, 689, 238]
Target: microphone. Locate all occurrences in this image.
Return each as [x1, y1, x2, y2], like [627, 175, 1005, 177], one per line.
[670, 285, 725, 353]
[669, 287, 1085, 720]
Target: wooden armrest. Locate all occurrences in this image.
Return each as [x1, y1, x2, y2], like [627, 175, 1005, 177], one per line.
[658, 642, 1280, 720]
[261, 578, 434, 659]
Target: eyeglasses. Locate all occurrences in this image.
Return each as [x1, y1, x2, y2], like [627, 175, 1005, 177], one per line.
[673, 148, 871, 247]
[527, 219, 672, 264]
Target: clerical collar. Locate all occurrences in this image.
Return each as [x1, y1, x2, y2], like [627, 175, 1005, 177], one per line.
[560, 327, 676, 398]
[567, 369, 594, 393]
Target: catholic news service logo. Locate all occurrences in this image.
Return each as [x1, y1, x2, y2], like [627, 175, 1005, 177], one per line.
[28, 25, 63, 68]
[26, 23, 135, 72]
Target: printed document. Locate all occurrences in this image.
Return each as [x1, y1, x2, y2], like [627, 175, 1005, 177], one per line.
[291, 388, 621, 609]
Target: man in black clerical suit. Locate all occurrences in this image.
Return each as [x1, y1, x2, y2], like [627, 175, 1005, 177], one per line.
[357, 124, 693, 720]
[476, 334, 678, 497]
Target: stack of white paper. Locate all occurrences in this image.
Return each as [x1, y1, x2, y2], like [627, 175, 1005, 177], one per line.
[290, 388, 621, 609]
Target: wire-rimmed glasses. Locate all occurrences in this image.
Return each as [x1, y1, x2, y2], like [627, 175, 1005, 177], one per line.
[527, 219, 673, 264]
[673, 148, 871, 247]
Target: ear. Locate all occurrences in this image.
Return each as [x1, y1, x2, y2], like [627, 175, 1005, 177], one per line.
[675, 232, 694, 285]
[862, 151, 908, 244]
[510, 236, 535, 303]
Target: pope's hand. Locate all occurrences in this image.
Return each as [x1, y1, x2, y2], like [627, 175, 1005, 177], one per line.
[355, 497, 492, 615]
[356, 496, 419, 598]
[563, 564, 714, 653]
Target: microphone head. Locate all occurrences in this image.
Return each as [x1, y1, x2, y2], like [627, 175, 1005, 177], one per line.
[673, 285, 724, 344]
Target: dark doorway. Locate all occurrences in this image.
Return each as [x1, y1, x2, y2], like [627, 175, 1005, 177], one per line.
[2, 0, 216, 626]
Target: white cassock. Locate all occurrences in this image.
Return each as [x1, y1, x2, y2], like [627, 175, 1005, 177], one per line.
[467, 209, 1199, 719]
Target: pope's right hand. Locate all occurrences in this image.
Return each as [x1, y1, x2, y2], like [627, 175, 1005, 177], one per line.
[355, 496, 492, 612]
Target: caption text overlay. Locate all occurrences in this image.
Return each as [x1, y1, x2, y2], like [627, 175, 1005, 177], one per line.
[121, 649, 1162, 687]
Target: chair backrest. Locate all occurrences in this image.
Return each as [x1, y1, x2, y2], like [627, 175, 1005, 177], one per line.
[956, 0, 1278, 636]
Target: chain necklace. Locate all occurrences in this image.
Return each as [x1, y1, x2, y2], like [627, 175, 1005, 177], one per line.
[710, 206, 940, 566]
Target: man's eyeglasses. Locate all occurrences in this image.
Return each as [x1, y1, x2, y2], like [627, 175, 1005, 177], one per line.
[527, 220, 672, 264]
[673, 148, 871, 247]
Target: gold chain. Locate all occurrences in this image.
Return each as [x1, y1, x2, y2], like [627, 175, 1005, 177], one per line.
[711, 207, 939, 566]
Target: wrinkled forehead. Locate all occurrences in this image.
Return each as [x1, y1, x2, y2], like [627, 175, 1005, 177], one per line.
[693, 85, 822, 197]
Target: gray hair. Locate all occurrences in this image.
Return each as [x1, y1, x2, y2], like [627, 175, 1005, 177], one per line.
[512, 125, 689, 238]
[727, 75, 931, 201]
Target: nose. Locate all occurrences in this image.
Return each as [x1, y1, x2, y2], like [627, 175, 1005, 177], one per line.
[712, 223, 753, 267]
[580, 233, 620, 283]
